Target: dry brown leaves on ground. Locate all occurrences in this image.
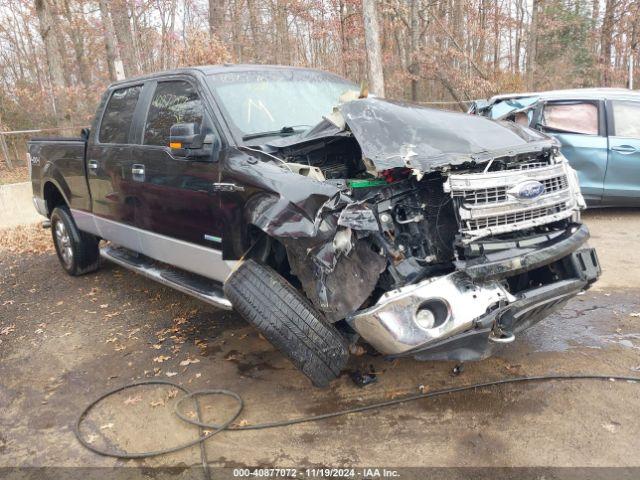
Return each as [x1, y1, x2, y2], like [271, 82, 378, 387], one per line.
[0, 224, 53, 255]
[0, 165, 29, 185]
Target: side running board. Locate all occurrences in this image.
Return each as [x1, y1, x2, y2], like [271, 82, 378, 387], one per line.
[100, 245, 232, 310]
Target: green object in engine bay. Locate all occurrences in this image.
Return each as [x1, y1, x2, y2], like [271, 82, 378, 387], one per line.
[347, 178, 387, 189]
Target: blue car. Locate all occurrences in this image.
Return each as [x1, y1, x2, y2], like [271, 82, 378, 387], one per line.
[470, 88, 640, 207]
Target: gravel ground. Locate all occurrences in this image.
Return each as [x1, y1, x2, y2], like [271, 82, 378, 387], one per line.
[1, 209, 639, 476]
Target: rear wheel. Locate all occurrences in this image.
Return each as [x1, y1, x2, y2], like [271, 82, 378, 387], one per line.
[224, 259, 349, 387]
[51, 206, 100, 276]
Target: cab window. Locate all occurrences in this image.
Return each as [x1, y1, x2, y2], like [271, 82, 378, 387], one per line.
[541, 102, 598, 135]
[611, 101, 640, 138]
[143, 80, 204, 146]
[99, 85, 142, 144]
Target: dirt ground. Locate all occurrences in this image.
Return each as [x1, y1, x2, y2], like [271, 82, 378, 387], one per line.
[1, 209, 639, 477]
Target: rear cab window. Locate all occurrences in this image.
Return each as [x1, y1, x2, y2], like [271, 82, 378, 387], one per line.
[143, 80, 204, 146]
[541, 101, 599, 135]
[611, 101, 640, 138]
[98, 85, 142, 144]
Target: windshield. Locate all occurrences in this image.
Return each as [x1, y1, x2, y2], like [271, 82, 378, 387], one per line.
[207, 70, 357, 140]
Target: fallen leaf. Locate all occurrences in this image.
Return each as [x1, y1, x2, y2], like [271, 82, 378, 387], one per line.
[152, 343, 163, 350]
[630, 313, 640, 318]
[56, 301, 64, 306]
[153, 355, 171, 363]
[99, 304, 109, 309]
[165, 371, 178, 377]
[150, 400, 165, 408]
[1, 325, 16, 335]
[167, 389, 179, 399]
[236, 419, 249, 427]
[179, 358, 200, 367]
[224, 351, 239, 361]
[350, 345, 366, 356]
[123, 395, 142, 405]
[195, 373, 202, 378]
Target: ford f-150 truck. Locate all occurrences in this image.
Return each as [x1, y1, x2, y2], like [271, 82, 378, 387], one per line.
[29, 65, 601, 387]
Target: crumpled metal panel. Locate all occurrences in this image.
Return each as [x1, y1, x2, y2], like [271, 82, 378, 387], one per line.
[286, 238, 387, 323]
[339, 98, 555, 172]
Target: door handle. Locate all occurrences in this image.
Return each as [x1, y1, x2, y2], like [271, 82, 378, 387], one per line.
[87, 160, 98, 170]
[131, 164, 145, 175]
[611, 145, 638, 154]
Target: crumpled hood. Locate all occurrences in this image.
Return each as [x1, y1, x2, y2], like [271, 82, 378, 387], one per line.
[267, 97, 557, 173]
[339, 98, 556, 172]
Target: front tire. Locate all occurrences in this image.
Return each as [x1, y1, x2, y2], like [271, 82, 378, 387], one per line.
[51, 206, 100, 276]
[224, 259, 349, 387]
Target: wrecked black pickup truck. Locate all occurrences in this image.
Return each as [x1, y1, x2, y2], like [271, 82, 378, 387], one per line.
[29, 65, 601, 386]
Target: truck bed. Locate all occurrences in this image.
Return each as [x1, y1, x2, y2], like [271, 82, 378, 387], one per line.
[29, 137, 91, 214]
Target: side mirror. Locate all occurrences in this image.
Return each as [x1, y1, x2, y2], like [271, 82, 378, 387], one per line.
[169, 123, 220, 161]
[169, 123, 202, 155]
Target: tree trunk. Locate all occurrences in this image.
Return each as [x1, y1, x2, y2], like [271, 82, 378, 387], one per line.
[98, 0, 121, 81]
[600, 0, 616, 86]
[35, 0, 66, 123]
[60, 0, 91, 88]
[110, 0, 139, 78]
[409, 0, 420, 101]
[362, 0, 385, 97]
[526, 0, 539, 90]
[208, 0, 225, 39]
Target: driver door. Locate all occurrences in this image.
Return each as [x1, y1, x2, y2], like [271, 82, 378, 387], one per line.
[129, 78, 225, 249]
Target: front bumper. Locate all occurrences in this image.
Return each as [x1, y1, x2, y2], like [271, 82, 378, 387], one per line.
[347, 243, 601, 361]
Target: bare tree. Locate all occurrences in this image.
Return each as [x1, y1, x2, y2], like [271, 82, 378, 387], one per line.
[208, 0, 225, 39]
[35, 0, 66, 122]
[60, 0, 91, 88]
[98, 0, 122, 81]
[109, 0, 139, 78]
[600, 0, 616, 85]
[526, 0, 539, 90]
[362, 0, 385, 97]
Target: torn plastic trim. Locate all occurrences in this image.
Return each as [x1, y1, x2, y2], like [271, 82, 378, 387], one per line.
[455, 223, 590, 281]
[346, 271, 514, 355]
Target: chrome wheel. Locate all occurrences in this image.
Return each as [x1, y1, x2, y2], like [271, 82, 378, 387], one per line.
[54, 220, 73, 268]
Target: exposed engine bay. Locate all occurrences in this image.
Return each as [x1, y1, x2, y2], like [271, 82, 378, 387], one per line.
[242, 97, 600, 361]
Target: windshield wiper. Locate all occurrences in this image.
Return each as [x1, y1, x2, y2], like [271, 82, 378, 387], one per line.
[242, 125, 310, 141]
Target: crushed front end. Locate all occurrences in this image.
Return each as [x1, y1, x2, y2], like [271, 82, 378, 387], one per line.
[246, 97, 601, 362]
[347, 149, 600, 361]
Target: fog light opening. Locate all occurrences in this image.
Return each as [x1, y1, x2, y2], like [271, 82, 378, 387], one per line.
[414, 299, 450, 331]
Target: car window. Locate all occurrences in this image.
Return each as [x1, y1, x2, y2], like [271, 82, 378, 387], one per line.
[612, 101, 640, 138]
[144, 80, 204, 146]
[542, 102, 598, 135]
[99, 85, 142, 144]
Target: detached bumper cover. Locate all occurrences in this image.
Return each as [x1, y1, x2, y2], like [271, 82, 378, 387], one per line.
[348, 245, 601, 360]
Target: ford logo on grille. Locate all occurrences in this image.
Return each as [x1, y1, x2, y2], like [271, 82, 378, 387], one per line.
[508, 180, 545, 201]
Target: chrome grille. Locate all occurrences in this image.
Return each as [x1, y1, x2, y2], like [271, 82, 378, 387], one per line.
[461, 175, 568, 205]
[464, 203, 567, 230]
[444, 158, 585, 242]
